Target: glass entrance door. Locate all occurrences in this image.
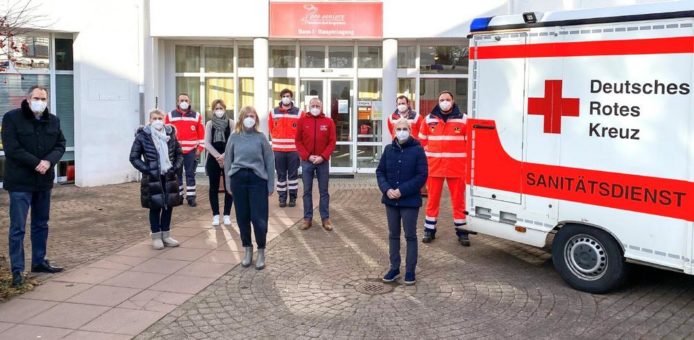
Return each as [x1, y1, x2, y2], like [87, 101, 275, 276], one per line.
[299, 78, 355, 172]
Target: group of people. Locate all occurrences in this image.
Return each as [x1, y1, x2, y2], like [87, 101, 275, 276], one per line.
[2, 85, 470, 288]
[128, 90, 337, 271]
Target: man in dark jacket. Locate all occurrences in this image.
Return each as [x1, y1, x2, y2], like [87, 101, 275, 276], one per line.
[1, 85, 66, 287]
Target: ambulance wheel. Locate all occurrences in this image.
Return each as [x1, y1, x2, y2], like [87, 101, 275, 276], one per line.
[552, 224, 627, 294]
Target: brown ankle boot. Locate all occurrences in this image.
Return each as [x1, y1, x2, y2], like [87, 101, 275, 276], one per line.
[299, 219, 312, 230]
[321, 218, 333, 231]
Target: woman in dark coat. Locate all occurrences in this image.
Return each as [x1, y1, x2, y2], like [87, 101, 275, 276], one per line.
[129, 109, 184, 249]
[376, 118, 428, 285]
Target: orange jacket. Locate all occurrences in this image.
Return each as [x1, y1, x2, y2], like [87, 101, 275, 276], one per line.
[418, 104, 467, 178]
[387, 109, 423, 141]
[268, 104, 301, 152]
[165, 109, 204, 154]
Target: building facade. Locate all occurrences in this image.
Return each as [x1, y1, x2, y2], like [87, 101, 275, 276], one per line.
[0, 0, 668, 187]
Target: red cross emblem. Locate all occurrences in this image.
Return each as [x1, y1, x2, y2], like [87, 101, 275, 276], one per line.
[528, 80, 579, 134]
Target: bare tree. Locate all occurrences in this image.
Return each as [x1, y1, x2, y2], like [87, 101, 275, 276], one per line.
[0, 0, 50, 72]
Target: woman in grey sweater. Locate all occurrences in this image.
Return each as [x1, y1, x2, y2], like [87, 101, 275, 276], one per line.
[224, 106, 275, 270]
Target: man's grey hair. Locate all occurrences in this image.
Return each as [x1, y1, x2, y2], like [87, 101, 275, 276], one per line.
[309, 97, 322, 106]
[27, 85, 49, 97]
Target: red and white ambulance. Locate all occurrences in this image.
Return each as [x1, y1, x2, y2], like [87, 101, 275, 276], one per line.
[466, 1, 694, 293]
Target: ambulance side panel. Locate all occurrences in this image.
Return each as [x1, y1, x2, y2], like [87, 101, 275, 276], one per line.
[552, 19, 693, 271]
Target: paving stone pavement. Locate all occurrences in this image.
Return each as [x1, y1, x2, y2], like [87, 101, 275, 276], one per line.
[135, 184, 694, 340]
[0, 181, 211, 282]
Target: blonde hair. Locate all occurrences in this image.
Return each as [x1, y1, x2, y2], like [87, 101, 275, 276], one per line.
[149, 109, 166, 119]
[234, 106, 261, 133]
[394, 117, 411, 130]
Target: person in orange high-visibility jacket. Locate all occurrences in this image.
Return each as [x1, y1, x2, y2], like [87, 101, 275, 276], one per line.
[418, 91, 471, 247]
[165, 93, 205, 207]
[268, 88, 302, 208]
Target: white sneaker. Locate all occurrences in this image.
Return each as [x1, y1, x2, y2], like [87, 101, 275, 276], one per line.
[212, 215, 220, 226]
[223, 215, 232, 225]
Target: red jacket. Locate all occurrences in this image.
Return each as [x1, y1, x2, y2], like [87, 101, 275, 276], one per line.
[165, 109, 205, 154]
[387, 109, 423, 141]
[295, 112, 337, 161]
[268, 104, 301, 152]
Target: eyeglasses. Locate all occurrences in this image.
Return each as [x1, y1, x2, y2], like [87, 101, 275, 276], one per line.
[309, 105, 321, 109]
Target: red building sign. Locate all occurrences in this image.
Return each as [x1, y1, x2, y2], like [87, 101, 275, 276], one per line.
[269, 2, 383, 39]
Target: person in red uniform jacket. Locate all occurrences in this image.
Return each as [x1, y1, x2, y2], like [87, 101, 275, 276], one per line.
[387, 96, 423, 141]
[418, 91, 471, 246]
[165, 93, 205, 207]
[268, 89, 302, 208]
[295, 98, 336, 231]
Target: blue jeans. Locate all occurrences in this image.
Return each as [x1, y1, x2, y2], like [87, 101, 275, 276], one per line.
[8, 191, 52, 274]
[301, 160, 329, 220]
[230, 169, 269, 249]
[149, 207, 173, 233]
[386, 205, 419, 274]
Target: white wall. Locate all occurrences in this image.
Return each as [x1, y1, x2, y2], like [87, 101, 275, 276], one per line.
[383, 0, 676, 38]
[31, 0, 144, 187]
[149, 0, 269, 38]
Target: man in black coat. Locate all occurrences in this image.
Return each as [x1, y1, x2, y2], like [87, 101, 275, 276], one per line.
[1, 85, 66, 287]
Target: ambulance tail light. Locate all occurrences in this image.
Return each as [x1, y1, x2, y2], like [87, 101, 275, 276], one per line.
[470, 17, 494, 32]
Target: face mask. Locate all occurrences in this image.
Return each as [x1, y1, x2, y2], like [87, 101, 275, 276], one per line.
[179, 102, 189, 110]
[439, 100, 452, 112]
[281, 97, 292, 106]
[151, 120, 164, 130]
[397, 104, 408, 113]
[310, 108, 321, 116]
[213, 110, 225, 118]
[243, 117, 255, 129]
[30, 100, 47, 114]
[396, 130, 410, 142]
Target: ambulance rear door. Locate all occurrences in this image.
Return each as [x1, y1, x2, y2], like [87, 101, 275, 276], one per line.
[469, 32, 526, 205]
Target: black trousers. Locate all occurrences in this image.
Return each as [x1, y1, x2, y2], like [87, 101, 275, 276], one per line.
[206, 157, 233, 216]
[274, 151, 300, 202]
[178, 151, 197, 201]
[230, 169, 269, 249]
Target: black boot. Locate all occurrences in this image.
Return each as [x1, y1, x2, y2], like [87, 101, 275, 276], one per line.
[288, 197, 297, 207]
[458, 233, 471, 247]
[187, 197, 197, 207]
[279, 199, 287, 208]
[422, 229, 436, 243]
[11, 272, 23, 287]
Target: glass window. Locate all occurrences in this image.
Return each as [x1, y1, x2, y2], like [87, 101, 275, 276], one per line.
[175, 46, 200, 73]
[0, 74, 51, 140]
[301, 46, 325, 68]
[329, 46, 353, 68]
[357, 145, 381, 168]
[358, 46, 381, 68]
[269, 77, 297, 109]
[420, 42, 469, 74]
[175, 77, 201, 113]
[357, 78, 382, 142]
[270, 46, 295, 68]
[238, 46, 254, 68]
[55, 38, 74, 71]
[5, 35, 50, 70]
[398, 46, 416, 68]
[397, 78, 416, 110]
[420, 78, 468, 115]
[56, 75, 74, 148]
[331, 145, 352, 168]
[205, 47, 233, 73]
[239, 78, 255, 109]
[205, 78, 234, 121]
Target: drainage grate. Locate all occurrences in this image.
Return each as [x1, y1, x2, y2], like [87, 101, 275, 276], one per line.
[354, 281, 394, 295]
